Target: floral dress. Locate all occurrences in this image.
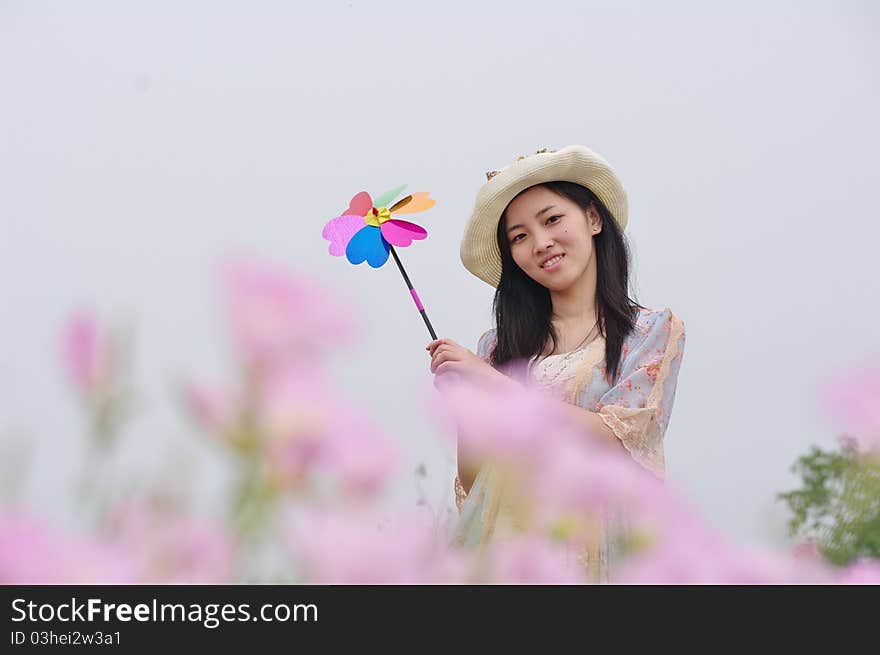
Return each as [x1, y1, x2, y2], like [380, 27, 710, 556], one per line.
[451, 306, 687, 581]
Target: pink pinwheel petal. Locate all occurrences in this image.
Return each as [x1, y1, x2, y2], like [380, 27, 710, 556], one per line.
[343, 191, 372, 217]
[380, 219, 427, 247]
[322, 214, 366, 256]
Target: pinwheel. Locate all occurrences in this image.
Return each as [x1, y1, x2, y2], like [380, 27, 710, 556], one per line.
[322, 185, 438, 339]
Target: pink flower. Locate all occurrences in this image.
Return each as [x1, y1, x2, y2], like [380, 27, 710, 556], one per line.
[106, 501, 234, 584]
[645, 360, 661, 383]
[287, 507, 465, 584]
[790, 539, 822, 563]
[610, 508, 832, 585]
[487, 535, 586, 584]
[0, 513, 135, 584]
[817, 356, 880, 453]
[258, 366, 398, 495]
[432, 377, 671, 528]
[61, 310, 114, 398]
[319, 423, 399, 496]
[183, 380, 238, 437]
[432, 379, 573, 464]
[836, 558, 880, 585]
[258, 367, 332, 440]
[529, 437, 666, 521]
[258, 366, 341, 486]
[223, 258, 352, 368]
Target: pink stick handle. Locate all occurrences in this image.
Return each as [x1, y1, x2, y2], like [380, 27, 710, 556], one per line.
[410, 288, 424, 312]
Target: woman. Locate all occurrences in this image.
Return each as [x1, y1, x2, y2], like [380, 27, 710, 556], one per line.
[427, 145, 686, 581]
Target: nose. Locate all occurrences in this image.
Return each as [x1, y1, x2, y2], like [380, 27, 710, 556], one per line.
[533, 228, 554, 254]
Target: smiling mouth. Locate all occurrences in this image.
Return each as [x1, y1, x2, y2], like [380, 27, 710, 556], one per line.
[540, 254, 565, 269]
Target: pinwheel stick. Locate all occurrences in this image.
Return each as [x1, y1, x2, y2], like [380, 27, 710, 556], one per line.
[388, 245, 437, 341]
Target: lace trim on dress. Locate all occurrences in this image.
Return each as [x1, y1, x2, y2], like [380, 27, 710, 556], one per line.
[594, 314, 685, 479]
[596, 406, 665, 478]
[565, 339, 606, 405]
[454, 474, 467, 512]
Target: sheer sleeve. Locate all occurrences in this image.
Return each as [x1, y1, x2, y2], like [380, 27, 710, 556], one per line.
[475, 328, 497, 362]
[455, 328, 497, 511]
[596, 309, 686, 479]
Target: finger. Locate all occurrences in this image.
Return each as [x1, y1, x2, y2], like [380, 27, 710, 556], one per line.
[429, 338, 459, 357]
[430, 351, 451, 374]
[438, 343, 464, 358]
[427, 338, 448, 356]
[429, 348, 446, 369]
[431, 349, 460, 373]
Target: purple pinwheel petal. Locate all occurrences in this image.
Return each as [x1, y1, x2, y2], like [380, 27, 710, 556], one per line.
[380, 219, 427, 247]
[322, 214, 366, 256]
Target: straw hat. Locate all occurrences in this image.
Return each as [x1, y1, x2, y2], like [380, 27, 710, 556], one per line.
[460, 145, 628, 287]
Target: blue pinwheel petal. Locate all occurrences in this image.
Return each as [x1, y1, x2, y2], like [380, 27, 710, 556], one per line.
[345, 226, 390, 268]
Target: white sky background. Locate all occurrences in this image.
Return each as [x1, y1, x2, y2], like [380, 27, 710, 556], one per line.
[2, 0, 879, 547]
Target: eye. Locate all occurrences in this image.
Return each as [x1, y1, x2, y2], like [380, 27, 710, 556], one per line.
[546, 214, 562, 225]
[511, 233, 526, 244]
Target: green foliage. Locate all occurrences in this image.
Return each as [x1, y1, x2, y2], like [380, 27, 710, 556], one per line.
[778, 437, 880, 566]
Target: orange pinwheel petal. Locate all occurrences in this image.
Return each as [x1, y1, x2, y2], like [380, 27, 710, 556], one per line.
[390, 192, 435, 214]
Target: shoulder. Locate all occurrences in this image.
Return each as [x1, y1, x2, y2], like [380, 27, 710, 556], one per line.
[626, 306, 686, 349]
[635, 306, 685, 330]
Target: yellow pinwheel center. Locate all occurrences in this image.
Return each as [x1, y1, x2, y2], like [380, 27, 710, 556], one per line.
[364, 206, 391, 227]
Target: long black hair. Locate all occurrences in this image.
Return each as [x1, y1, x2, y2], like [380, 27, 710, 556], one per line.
[490, 181, 643, 386]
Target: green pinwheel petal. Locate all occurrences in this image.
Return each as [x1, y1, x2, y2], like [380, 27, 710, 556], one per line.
[371, 184, 407, 209]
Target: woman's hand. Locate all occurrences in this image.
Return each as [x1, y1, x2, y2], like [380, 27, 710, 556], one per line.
[426, 338, 515, 393]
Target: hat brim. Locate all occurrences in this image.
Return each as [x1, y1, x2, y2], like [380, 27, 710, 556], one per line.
[460, 145, 628, 288]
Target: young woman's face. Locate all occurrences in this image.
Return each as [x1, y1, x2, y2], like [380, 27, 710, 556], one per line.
[502, 185, 602, 292]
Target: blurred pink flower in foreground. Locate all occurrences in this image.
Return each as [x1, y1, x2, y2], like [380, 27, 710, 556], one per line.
[432, 377, 841, 584]
[609, 491, 840, 585]
[319, 426, 399, 496]
[259, 366, 398, 495]
[790, 538, 822, 563]
[817, 356, 880, 453]
[486, 535, 586, 584]
[434, 378, 670, 524]
[529, 436, 667, 525]
[61, 310, 114, 399]
[0, 513, 134, 584]
[106, 501, 234, 584]
[432, 380, 572, 463]
[287, 507, 465, 584]
[183, 380, 239, 438]
[223, 259, 353, 368]
[611, 522, 801, 585]
[836, 558, 880, 584]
